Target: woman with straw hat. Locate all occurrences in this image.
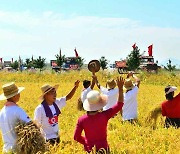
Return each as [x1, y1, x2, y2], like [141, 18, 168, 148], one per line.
[74, 76, 124, 153]
[34, 80, 80, 145]
[0, 82, 31, 153]
[147, 86, 180, 128]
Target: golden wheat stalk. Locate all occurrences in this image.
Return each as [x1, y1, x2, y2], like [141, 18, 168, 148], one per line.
[14, 120, 48, 154]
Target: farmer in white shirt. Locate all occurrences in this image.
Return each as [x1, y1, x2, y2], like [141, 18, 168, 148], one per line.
[0, 82, 31, 153]
[95, 76, 119, 111]
[81, 79, 95, 103]
[34, 80, 79, 145]
[122, 72, 140, 123]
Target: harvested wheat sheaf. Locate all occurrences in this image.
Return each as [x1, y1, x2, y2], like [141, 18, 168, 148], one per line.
[14, 120, 48, 154]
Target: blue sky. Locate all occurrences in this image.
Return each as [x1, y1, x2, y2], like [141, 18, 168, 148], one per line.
[0, 0, 180, 66]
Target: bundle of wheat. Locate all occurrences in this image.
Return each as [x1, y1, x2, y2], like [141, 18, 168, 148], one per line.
[90, 147, 110, 154]
[14, 120, 48, 154]
[77, 98, 84, 111]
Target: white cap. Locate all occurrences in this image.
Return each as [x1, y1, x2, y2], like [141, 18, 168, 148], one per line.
[166, 86, 177, 94]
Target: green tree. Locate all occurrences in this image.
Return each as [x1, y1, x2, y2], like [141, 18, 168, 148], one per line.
[164, 59, 176, 72]
[55, 54, 65, 71]
[24, 58, 34, 69]
[99, 56, 108, 70]
[10, 60, 19, 70]
[34, 56, 46, 71]
[75, 57, 84, 68]
[126, 46, 140, 71]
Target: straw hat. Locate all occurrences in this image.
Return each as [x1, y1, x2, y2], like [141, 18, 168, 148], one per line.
[106, 79, 116, 89]
[124, 79, 134, 90]
[88, 60, 100, 73]
[83, 90, 107, 111]
[39, 84, 59, 100]
[0, 82, 24, 100]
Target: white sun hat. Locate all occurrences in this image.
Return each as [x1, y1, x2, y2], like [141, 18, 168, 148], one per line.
[83, 90, 107, 111]
[165, 86, 177, 94]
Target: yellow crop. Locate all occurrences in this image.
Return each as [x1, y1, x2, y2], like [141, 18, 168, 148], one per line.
[0, 70, 179, 154]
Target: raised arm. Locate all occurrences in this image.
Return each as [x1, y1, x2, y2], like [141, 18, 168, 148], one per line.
[127, 72, 140, 88]
[90, 72, 96, 89]
[66, 80, 80, 101]
[117, 76, 124, 103]
[93, 75, 101, 89]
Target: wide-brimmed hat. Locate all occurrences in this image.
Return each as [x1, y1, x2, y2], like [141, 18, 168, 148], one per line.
[124, 79, 134, 90]
[0, 82, 24, 100]
[106, 79, 116, 89]
[165, 86, 177, 94]
[88, 60, 100, 73]
[39, 84, 59, 100]
[83, 90, 107, 111]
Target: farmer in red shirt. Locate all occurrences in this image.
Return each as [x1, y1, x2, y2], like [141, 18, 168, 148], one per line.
[148, 86, 180, 128]
[74, 76, 124, 153]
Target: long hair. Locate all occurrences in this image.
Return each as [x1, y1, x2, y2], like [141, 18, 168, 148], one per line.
[165, 86, 174, 100]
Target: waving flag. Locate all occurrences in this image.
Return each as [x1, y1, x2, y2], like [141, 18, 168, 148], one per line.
[74, 48, 79, 57]
[148, 44, 153, 56]
[132, 43, 136, 49]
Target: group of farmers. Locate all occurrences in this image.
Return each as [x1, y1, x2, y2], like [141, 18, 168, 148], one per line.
[0, 60, 179, 153]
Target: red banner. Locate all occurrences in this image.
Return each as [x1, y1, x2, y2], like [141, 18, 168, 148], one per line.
[148, 44, 153, 56]
[132, 43, 136, 49]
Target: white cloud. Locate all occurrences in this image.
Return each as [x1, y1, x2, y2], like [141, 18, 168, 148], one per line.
[0, 10, 180, 65]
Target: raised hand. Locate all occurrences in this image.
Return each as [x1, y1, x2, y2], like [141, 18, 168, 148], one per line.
[92, 75, 97, 81]
[116, 76, 124, 90]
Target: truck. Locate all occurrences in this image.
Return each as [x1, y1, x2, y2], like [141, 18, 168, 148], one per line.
[50, 57, 80, 72]
[115, 55, 159, 73]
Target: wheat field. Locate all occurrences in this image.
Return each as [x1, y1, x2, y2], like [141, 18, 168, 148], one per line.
[0, 70, 179, 154]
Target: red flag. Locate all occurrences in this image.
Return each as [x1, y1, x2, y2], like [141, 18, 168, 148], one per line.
[74, 48, 79, 57]
[132, 43, 136, 49]
[0, 58, 2, 63]
[148, 44, 153, 56]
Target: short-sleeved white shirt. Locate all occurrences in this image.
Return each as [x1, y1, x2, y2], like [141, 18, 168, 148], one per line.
[100, 86, 119, 111]
[0, 104, 31, 152]
[122, 86, 139, 120]
[34, 97, 66, 140]
[81, 87, 92, 103]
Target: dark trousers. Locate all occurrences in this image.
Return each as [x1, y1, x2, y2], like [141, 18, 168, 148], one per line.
[124, 119, 138, 124]
[46, 137, 60, 145]
[165, 118, 180, 128]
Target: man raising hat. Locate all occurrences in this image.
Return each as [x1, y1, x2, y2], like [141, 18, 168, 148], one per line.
[122, 72, 140, 123]
[78, 60, 100, 111]
[0, 82, 31, 153]
[34, 80, 80, 145]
